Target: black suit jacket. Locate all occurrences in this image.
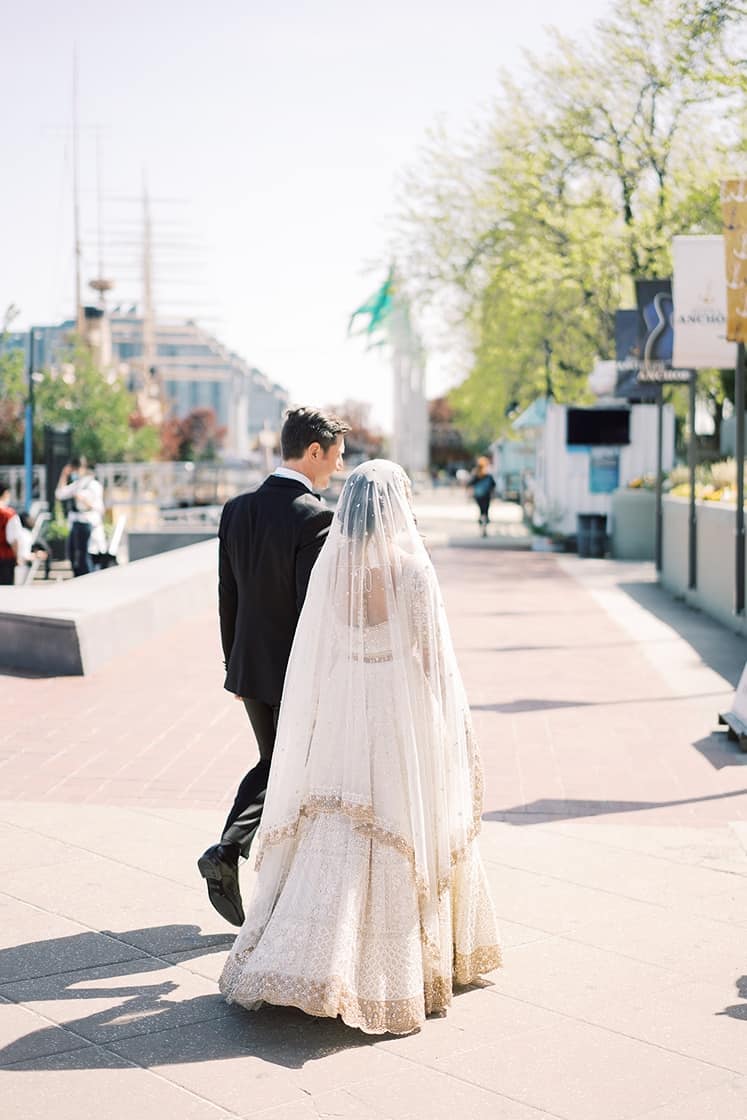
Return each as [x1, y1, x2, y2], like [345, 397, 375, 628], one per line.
[218, 475, 333, 706]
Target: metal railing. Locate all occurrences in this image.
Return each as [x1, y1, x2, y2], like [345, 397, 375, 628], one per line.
[0, 461, 264, 526]
[1, 466, 46, 509]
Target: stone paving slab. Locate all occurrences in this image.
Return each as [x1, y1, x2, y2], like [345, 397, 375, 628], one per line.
[107, 1012, 419, 1117]
[377, 983, 568, 1065]
[2, 536, 747, 1119]
[2, 1046, 233, 1120]
[588, 976, 747, 1074]
[290, 1064, 559, 1120]
[477, 816, 746, 901]
[0, 997, 90, 1066]
[1, 850, 211, 936]
[634, 1076, 747, 1120]
[0, 803, 222, 891]
[430, 1018, 732, 1120]
[0, 896, 148, 985]
[545, 819, 747, 867]
[486, 932, 684, 1021]
[0, 957, 232, 1047]
[557, 896, 747, 984]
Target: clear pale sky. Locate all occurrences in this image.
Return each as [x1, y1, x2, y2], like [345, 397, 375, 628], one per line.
[2, 0, 614, 430]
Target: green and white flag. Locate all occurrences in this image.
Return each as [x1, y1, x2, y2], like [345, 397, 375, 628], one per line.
[348, 268, 395, 347]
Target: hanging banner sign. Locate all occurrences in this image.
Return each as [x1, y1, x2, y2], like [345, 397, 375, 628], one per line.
[614, 310, 658, 400]
[721, 179, 747, 344]
[631, 279, 690, 383]
[672, 236, 736, 369]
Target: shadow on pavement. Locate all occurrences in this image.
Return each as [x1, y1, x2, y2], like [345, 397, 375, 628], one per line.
[618, 580, 746, 687]
[692, 732, 747, 770]
[472, 690, 729, 714]
[479, 608, 603, 617]
[718, 976, 747, 1023]
[471, 641, 644, 653]
[484, 787, 747, 824]
[473, 698, 590, 713]
[444, 537, 531, 552]
[0, 924, 391, 1071]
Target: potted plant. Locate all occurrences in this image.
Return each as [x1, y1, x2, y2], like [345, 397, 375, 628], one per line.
[45, 518, 70, 561]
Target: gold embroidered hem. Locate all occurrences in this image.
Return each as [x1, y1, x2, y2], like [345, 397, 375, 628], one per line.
[454, 944, 503, 985]
[221, 809, 502, 1037]
[220, 965, 436, 1036]
[255, 790, 486, 903]
[424, 973, 452, 1015]
[220, 949, 499, 1035]
[255, 794, 419, 879]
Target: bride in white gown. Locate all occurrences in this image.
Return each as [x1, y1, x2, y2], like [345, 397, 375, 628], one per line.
[219, 459, 501, 1034]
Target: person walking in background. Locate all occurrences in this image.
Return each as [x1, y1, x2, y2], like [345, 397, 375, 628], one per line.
[55, 459, 106, 577]
[467, 456, 496, 538]
[0, 479, 20, 586]
[57, 457, 82, 519]
[15, 512, 49, 585]
[198, 407, 349, 927]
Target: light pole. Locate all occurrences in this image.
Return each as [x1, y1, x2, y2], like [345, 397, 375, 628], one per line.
[24, 328, 37, 508]
[735, 341, 745, 615]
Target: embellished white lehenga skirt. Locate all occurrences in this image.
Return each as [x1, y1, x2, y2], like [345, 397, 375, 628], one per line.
[219, 660, 502, 1035]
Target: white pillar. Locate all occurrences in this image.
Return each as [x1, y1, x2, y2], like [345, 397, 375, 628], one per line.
[388, 300, 430, 476]
[228, 369, 251, 460]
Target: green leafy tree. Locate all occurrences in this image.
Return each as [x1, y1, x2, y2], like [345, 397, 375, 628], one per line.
[34, 341, 160, 463]
[395, 0, 747, 443]
[126, 412, 161, 462]
[0, 347, 25, 463]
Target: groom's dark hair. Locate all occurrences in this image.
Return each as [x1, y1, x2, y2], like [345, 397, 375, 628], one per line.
[281, 407, 350, 460]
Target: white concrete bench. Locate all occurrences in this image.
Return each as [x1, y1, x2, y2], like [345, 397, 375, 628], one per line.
[0, 539, 217, 676]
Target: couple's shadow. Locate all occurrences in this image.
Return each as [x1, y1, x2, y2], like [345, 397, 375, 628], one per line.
[0, 924, 378, 1071]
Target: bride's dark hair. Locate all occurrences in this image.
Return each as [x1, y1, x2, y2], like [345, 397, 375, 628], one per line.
[338, 471, 383, 540]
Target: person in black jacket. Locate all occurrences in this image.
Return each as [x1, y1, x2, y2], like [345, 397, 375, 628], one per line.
[199, 407, 349, 925]
[467, 456, 496, 539]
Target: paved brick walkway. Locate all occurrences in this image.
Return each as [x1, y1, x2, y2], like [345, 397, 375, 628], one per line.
[2, 527, 747, 1119]
[3, 547, 745, 827]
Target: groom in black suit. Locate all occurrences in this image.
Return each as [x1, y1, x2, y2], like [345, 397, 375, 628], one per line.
[199, 407, 348, 925]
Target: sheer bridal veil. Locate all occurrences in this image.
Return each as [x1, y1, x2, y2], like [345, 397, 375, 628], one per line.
[250, 459, 486, 925]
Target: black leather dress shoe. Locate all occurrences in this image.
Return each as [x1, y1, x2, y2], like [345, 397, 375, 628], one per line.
[197, 843, 245, 927]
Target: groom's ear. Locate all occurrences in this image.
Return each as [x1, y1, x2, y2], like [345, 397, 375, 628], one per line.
[307, 441, 323, 461]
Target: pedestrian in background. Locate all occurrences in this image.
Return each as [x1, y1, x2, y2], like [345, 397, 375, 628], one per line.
[15, 511, 49, 584]
[55, 459, 106, 577]
[467, 456, 496, 538]
[58, 457, 82, 518]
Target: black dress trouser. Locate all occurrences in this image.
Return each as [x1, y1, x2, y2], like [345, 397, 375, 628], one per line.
[69, 521, 95, 577]
[221, 699, 279, 858]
